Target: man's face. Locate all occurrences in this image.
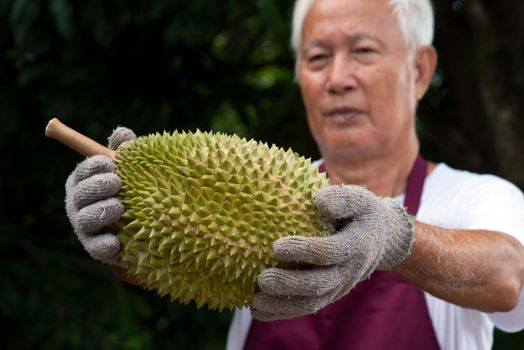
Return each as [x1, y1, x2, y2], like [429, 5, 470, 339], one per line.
[298, 0, 421, 159]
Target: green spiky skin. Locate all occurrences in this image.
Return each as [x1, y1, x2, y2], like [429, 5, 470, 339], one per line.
[114, 131, 331, 311]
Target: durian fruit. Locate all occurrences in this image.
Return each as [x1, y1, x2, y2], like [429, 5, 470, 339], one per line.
[115, 131, 331, 310]
[45, 118, 331, 311]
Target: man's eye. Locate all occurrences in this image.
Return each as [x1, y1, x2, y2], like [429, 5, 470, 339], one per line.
[355, 47, 376, 54]
[305, 54, 329, 70]
[309, 54, 328, 62]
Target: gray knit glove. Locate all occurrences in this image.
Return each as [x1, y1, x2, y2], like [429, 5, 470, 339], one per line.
[252, 184, 415, 321]
[65, 127, 136, 264]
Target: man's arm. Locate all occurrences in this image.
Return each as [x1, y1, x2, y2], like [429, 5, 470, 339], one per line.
[251, 184, 524, 321]
[394, 221, 524, 312]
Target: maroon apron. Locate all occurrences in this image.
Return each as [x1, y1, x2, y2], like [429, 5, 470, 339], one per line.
[244, 155, 440, 349]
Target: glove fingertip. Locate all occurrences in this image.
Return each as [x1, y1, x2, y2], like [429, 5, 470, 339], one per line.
[73, 155, 116, 183]
[315, 184, 372, 220]
[108, 127, 136, 150]
[75, 198, 125, 235]
[73, 173, 122, 210]
[88, 233, 121, 265]
[273, 236, 332, 265]
[275, 234, 351, 266]
[251, 309, 280, 322]
[272, 236, 308, 262]
[256, 267, 288, 294]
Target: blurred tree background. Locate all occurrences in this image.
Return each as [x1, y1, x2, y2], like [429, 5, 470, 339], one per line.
[0, 0, 523, 349]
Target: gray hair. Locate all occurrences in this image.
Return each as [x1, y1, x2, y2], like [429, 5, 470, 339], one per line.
[291, 0, 434, 56]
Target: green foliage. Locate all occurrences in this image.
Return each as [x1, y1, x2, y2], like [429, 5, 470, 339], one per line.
[1, 0, 523, 348]
[1, 0, 304, 348]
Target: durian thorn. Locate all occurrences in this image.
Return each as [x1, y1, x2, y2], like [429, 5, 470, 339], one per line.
[45, 117, 117, 159]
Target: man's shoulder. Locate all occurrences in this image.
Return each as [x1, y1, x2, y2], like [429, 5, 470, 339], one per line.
[426, 162, 523, 202]
[420, 162, 524, 237]
[429, 162, 518, 190]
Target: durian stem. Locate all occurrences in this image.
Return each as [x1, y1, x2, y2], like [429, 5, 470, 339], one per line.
[45, 118, 116, 159]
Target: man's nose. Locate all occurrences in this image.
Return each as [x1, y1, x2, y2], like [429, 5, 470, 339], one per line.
[326, 55, 358, 94]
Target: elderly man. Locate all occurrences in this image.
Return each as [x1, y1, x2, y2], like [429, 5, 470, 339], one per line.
[226, 0, 524, 349]
[64, 0, 524, 349]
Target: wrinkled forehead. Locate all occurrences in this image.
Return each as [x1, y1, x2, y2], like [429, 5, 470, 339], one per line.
[293, 0, 402, 52]
[301, 0, 403, 47]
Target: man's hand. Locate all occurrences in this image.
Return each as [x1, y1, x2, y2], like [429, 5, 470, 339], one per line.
[252, 184, 415, 321]
[65, 126, 136, 264]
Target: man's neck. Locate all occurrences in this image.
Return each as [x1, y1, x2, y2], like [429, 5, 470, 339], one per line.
[322, 146, 419, 198]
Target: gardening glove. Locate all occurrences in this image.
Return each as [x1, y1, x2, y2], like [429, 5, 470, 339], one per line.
[65, 126, 136, 264]
[252, 184, 415, 321]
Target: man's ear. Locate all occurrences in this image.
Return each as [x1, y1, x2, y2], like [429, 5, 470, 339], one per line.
[414, 45, 438, 101]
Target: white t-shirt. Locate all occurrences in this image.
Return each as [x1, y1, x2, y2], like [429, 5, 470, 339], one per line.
[226, 163, 524, 350]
